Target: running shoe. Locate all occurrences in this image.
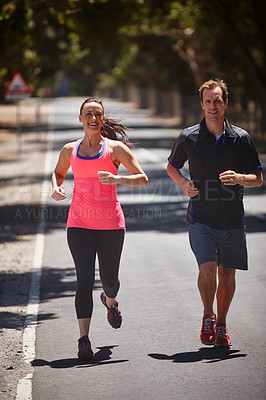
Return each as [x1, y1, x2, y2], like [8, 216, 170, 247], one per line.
[78, 335, 93, 361]
[215, 326, 232, 347]
[200, 314, 216, 345]
[100, 292, 122, 329]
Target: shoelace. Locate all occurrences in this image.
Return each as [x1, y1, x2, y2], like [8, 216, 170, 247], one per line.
[203, 317, 214, 333]
[216, 326, 227, 338]
[109, 307, 119, 317]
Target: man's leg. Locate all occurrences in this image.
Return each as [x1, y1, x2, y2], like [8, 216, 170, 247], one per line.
[198, 261, 217, 316]
[198, 261, 217, 345]
[213, 264, 235, 346]
[216, 264, 236, 327]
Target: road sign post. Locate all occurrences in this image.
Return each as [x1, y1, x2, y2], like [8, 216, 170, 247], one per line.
[4, 70, 32, 154]
[4, 70, 32, 102]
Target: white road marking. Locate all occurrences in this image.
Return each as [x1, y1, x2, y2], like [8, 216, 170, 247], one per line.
[16, 112, 53, 400]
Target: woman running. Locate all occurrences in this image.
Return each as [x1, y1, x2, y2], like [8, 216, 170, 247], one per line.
[51, 97, 148, 360]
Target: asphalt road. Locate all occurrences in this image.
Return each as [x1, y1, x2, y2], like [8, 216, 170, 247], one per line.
[32, 98, 266, 400]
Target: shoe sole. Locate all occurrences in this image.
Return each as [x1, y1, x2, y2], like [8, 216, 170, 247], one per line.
[200, 335, 216, 346]
[78, 349, 94, 361]
[201, 340, 216, 346]
[109, 321, 122, 329]
[214, 342, 232, 347]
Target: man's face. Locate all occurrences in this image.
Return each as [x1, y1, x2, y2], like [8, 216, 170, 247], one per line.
[201, 87, 228, 122]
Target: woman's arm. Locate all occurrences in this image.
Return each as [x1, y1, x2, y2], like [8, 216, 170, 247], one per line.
[51, 143, 73, 201]
[98, 141, 148, 186]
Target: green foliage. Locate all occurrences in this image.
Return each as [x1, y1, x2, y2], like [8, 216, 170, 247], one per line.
[0, 0, 265, 110]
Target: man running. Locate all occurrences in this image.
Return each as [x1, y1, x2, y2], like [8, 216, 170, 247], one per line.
[167, 79, 263, 346]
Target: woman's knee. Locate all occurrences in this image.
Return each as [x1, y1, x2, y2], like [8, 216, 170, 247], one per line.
[102, 279, 120, 299]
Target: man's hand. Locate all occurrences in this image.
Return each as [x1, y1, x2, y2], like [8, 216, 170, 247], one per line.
[219, 170, 240, 185]
[183, 179, 199, 197]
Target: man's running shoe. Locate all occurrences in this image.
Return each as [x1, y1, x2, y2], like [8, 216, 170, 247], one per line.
[215, 326, 232, 347]
[200, 314, 216, 345]
[100, 292, 122, 329]
[78, 335, 93, 361]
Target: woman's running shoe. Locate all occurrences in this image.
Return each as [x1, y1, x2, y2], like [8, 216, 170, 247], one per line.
[215, 326, 232, 347]
[78, 335, 94, 361]
[100, 292, 122, 329]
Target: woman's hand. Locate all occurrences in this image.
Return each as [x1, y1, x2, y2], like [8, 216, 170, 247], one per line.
[97, 171, 117, 185]
[51, 186, 66, 201]
[51, 144, 73, 201]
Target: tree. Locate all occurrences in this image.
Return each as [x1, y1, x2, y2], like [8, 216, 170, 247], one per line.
[112, 0, 266, 130]
[1, 0, 265, 133]
[0, 0, 74, 96]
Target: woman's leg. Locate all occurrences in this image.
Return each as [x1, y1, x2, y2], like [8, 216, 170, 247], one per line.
[96, 229, 124, 307]
[67, 228, 97, 338]
[78, 318, 91, 338]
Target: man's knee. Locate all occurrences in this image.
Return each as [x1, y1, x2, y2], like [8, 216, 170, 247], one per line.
[218, 264, 236, 285]
[218, 264, 235, 277]
[199, 261, 217, 281]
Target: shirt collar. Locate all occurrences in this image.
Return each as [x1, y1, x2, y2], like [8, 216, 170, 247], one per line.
[199, 117, 239, 138]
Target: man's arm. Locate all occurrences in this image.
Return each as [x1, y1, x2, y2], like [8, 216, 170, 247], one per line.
[219, 169, 263, 187]
[167, 163, 199, 197]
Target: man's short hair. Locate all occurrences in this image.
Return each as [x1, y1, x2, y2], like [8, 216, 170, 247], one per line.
[199, 79, 228, 103]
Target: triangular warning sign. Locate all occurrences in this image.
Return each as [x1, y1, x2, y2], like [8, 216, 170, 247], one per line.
[5, 70, 31, 100]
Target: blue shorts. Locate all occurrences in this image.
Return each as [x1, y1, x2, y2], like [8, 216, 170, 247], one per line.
[188, 223, 248, 270]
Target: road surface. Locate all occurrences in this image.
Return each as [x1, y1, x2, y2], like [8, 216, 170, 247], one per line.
[30, 98, 266, 400]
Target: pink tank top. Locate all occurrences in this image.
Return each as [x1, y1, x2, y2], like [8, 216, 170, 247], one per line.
[67, 137, 125, 230]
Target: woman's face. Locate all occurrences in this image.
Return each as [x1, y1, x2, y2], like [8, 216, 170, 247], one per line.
[79, 101, 105, 132]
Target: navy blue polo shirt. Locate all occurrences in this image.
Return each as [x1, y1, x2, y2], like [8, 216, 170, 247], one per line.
[168, 118, 262, 229]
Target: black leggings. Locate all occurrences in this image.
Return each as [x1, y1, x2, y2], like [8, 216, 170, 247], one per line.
[67, 228, 125, 319]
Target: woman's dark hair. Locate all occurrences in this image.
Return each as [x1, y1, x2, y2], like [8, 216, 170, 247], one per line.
[80, 97, 133, 147]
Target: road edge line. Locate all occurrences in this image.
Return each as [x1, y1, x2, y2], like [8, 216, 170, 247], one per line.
[16, 105, 54, 400]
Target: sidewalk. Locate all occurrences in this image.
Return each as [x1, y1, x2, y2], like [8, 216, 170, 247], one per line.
[0, 99, 52, 399]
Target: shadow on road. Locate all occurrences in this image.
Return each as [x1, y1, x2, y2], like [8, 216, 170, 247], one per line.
[149, 347, 247, 364]
[1, 200, 265, 243]
[0, 311, 25, 330]
[0, 265, 103, 329]
[1, 147, 265, 242]
[40, 265, 102, 302]
[32, 345, 129, 368]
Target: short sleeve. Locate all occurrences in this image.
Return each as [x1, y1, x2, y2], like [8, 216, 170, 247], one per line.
[240, 133, 262, 174]
[168, 131, 188, 169]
